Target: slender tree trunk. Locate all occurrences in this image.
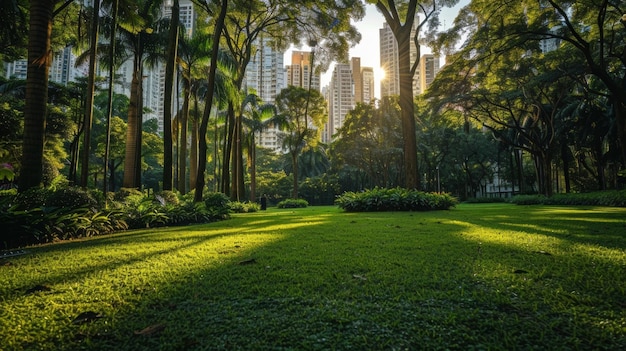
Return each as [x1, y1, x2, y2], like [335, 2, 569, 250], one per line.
[221, 103, 235, 195]
[80, 0, 100, 188]
[123, 59, 141, 188]
[195, 0, 227, 203]
[249, 142, 256, 202]
[103, 0, 118, 199]
[178, 82, 190, 194]
[189, 93, 198, 191]
[291, 152, 298, 198]
[163, 0, 179, 191]
[19, 0, 54, 192]
[135, 70, 144, 188]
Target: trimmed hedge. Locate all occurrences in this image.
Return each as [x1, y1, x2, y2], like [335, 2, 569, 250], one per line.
[335, 187, 458, 212]
[277, 198, 309, 208]
[510, 190, 626, 207]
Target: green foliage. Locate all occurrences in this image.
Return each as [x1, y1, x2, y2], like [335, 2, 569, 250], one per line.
[464, 197, 507, 204]
[276, 198, 309, 208]
[0, 186, 231, 248]
[510, 190, 626, 207]
[45, 187, 99, 209]
[229, 201, 261, 213]
[298, 174, 341, 206]
[155, 190, 180, 205]
[336, 187, 458, 212]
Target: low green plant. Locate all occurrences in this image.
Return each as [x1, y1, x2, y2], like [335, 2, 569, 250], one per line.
[229, 201, 261, 213]
[510, 190, 626, 206]
[335, 187, 458, 212]
[277, 198, 309, 208]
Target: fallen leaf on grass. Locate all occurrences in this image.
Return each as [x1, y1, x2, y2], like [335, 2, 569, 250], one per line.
[72, 311, 104, 324]
[352, 274, 367, 281]
[134, 323, 166, 336]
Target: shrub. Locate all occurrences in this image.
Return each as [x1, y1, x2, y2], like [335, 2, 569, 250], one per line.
[229, 201, 261, 213]
[46, 187, 99, 209]
[335, 187, 458, 212]
[510, 190, 626, 207]
[155, 190, 180, 206]
[277, 198, 309, 208]
[13, 187, 50, 210]
[464, 197, 507, 204]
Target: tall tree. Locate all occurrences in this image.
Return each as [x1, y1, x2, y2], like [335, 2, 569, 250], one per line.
[80, 0, 100, 188]
[275, 86, 327, 199]
[217, 0, 365, 200]
[240, 93, 277, 202]
[19, 0, 57, 191]
[162, 0, 179, 191]
[118, 0, 166, 189]
[194, 0, 229, 203]
[177, 31, 212, 193]
[369, 0, 459, 189]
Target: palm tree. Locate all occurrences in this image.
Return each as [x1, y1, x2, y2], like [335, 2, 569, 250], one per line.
[162, 0, 179, 191]
[177, 31, 212, 193]
[116, 0, 167, 189]
[240, 92, 278, 202]
[194, 0, 229, 203]
[80, 0, 100, 188]
[19, 0, 57, 191]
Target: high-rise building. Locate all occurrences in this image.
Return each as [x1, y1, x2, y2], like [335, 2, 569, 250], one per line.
[244, 37, 286, 151]
[286, 51, 320, 91]
[416, 54, 440, 95]
[325, 63, 355, 142]
[361, 67, 375, 103]
[379, 20, 420, 97]
[351, 58, 362, 104]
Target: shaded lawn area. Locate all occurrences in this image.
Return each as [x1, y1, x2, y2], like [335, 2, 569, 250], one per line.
[1, 204, 625, 350]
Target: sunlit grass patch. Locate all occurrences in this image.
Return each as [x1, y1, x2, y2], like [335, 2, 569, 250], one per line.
[1, 204, 625, 350]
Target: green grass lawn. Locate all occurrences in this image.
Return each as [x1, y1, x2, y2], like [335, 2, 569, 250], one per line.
[1, 203, 625, 350]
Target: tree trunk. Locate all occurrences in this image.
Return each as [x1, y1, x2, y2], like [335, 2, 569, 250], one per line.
[195, 0, 227, 203]
[178, 81, 190, 194]
[291, 151, 298, 199]
[189, 93, 198, 191]
[123, 60, 141, 188]
[103, 0, 118, 199]
[397, 30, 419, 189]
[249, 142, 256, 202]
[19, 0, 54, 192]
[163, 0, 179, 191]
[230, 107, 244, 201]
[613, 99, 626, 170]
[221, 103, 234, 195]
[80, 0, 99, 188]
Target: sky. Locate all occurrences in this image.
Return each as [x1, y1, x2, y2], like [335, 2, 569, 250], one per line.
[286, 1, 470, 99]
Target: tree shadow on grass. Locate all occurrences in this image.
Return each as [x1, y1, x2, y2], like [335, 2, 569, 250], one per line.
[2, 205, 625, 350]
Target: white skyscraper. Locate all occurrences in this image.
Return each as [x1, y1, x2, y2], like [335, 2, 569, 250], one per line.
[326, 63, 355, 142]
[243, 37, 286, 151]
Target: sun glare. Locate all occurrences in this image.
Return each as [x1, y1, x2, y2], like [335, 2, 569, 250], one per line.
[375, 66, 386, 82]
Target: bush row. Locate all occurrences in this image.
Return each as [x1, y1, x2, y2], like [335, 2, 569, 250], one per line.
[277, 198, 309, 208]
[510, 190, 626, 206]
[0, 187, 235, 249]
[335, 187, 458, 212]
